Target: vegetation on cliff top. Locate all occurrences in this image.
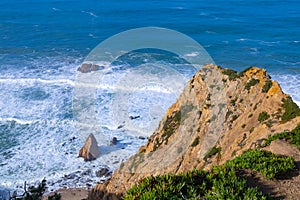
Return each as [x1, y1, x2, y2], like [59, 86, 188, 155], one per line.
[281, 96, 300, 122]
[124, 148, 295, 199]
[124, 165, 269, 200]
[262, 124, 300, 148]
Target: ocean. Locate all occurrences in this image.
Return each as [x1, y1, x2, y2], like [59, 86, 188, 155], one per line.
[0, 0, 299, 197]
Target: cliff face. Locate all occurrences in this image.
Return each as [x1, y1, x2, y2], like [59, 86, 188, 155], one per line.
[88, 64, 300, 199]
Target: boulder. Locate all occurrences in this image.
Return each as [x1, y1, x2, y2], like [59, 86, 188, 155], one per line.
[79, 134, 100, 161]
[77, 63, 104, 73]
[109, 137, 117, 146]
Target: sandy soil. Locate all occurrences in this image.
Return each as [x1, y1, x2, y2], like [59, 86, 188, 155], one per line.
[43, 188, 89, 200]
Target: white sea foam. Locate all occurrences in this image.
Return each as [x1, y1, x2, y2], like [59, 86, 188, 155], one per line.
[184, 52, 199, 57]
[0, 118, 34, 125]
[0, 78, 75, 86]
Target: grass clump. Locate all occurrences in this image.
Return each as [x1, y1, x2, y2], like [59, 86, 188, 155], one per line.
[204, 146, 221, 161]
[263, 124, 300, 148]
[124, 166, 268, 200]
[281, 96, 300, 122]
[226, 149, 295, 179]
[245, 78, 260, 91]
[222, 69, 239, 81]
[262, 80, 272, 93]
[258, 111, 270, 122]
[191, 136, 200, 147]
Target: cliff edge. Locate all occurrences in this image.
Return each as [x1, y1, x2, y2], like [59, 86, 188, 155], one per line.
[88, 64, 300, 199]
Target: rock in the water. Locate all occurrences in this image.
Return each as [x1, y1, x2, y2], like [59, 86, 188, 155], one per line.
[79, 134, 100, 161]
[110, 137, 117, 146]
[77, 63, 104, 73]
[96, 168, 111, 177]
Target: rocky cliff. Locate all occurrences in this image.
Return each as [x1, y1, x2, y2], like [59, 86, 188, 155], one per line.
[88, 64, 300, 199]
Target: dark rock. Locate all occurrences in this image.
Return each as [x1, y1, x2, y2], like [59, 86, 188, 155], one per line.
[77, 63, 104, 73]
[110, 137, 117, 146]
[69, 136, 76, 142]
[117, 124, 124, 129]
[138, 136, 146, 140]
[96, 168, 111, 177]
[129, 115, 140, 120]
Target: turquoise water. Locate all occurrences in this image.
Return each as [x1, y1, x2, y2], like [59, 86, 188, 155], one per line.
[0, 0, 299, 196]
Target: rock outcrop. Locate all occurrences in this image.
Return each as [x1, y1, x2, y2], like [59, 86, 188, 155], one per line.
[79, 133, 100, 161]
[77, 63, 104, 73]
[88, 64, 300, 199]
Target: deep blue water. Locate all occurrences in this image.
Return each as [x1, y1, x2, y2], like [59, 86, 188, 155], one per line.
[0, 0, 299, 196]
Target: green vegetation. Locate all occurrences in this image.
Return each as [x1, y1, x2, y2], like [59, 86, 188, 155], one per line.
[125, 147, 296, 199]
[153, 110, 181, 151]
[230, 96, 238, 106]
[262, 80, 272, 93]
[250, 127, 255, 133]
[239, 66, 254, 76]
[281, 96, 300, 122]
[221, 69, 239, 81]
[11, 179, 61, 200]
[226, 149, 295, 179]
[258, 111, 270, 122]
[124, 166, 268, 200]
[245, 78, 260, 91]
[263, 124, 300, 148]
[241, 124, 246, 129]
[191, 136, 200, 147]
[231, 114, 238, 123]
[204, 146, 221, 161]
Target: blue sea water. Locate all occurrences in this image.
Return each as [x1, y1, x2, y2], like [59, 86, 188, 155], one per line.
[0, 0, 299, 196]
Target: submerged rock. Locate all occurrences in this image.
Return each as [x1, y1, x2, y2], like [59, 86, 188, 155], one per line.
[109, 137, 117, 146]
[79, 134, 100, 161]
[77, 63, 104, 73]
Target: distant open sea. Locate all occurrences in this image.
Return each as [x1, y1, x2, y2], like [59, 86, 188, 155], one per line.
[0, 0, 299, 197]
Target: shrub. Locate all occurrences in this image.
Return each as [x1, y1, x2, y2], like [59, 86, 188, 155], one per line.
[226, 149, 295, 179]
[245, 78, 260, 91]
[222, 69, 239, 81]
[191, 136, 200, 147]
[263, 124, 300, 147]
[258, 111, 270, 122]
[281, 96, 300, 122]
[262, 80, 272, 93]
[204, 146, 221, 161]
[239, 66, 254, 76]
[124, 166, 268, 200]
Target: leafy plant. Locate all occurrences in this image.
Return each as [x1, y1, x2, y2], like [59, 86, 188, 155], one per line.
[239, 66, 254, 76]
[204, 146, 221, 161]
[263, 124, 300, 148]
[222, 69, 239, 81]
[258, 111, 270, 122]
[226, 149, 295, 179]
[281, 96, 300, 122]
[124, 166, 268, 200]
[191, 136, 200, 147]
[262, 80, 272, 93]
[245, 78, 260, 91]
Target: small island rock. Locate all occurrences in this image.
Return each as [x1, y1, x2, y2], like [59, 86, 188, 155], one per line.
[79, 133, 100, 161]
